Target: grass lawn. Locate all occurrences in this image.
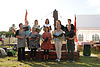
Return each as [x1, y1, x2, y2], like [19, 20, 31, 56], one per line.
[0, 48, 100, 67]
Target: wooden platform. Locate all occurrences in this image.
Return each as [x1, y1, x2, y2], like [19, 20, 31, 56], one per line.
[25, 50, 79, 60]
[25, 44, 79, 60]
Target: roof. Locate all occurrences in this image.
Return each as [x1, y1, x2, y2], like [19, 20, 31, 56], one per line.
[76, 15, 100, 27]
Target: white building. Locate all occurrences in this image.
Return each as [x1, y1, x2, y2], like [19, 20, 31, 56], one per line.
[76, 15, 100, 42]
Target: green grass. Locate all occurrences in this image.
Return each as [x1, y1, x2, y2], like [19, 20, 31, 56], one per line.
[0, 48, 100, 67]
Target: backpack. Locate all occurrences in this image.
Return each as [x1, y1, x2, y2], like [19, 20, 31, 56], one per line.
[7, 50, 16, 56]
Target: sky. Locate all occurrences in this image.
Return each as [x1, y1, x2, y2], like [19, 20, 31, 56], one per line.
[0, 0, 100, 32]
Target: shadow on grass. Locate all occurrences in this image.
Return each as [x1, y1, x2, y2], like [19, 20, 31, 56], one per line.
[20, 56, 100, 67]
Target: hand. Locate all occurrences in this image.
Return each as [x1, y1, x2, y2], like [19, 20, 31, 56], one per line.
[21, 37, 24, 39]
[36, 37, 40, 39]
[66, 37, 69, 39]
[49, 38, 51, 40]
[69, 38, 73, 40]
[26, 36, 28, 38]
[58, 37, 61, 39]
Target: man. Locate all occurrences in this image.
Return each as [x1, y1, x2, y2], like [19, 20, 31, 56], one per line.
[66, 19, 75, 31]
[1, 33, 5, 46]
[65, 25, 76, 62]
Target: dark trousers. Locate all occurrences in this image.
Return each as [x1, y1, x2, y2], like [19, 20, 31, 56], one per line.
[44, 49, 49, 55]
[18, 47, 25, 61]
[30, 48, 37, 58]
[26, 38, 29, 49]
[67, 43, 75, 61]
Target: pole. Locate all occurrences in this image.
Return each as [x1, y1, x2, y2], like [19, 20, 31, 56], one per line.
[9, 28, 10, 48]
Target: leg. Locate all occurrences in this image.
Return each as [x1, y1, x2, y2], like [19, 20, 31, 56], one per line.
[55, 42, 59, 59]
[33, 48, 37, 57]
[30, 49, 33, 59]
[71, 44, 75, 61]
[26, 38, 29, 49]
[2, 40, 4, 46]
[22, 47, 25, 60]
[46, 49, 49, 60]
[18, 48, 21, 61]
[67, 44, 70, 61]
[58, 42, 62, 59]
[43, 49, 46, 60]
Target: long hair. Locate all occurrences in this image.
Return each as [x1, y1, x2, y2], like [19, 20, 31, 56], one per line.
[45, 18, 49, 24]
[44, 27, 50, 32]
[56, 20, 61, 28]
[34, 20, 38, 25]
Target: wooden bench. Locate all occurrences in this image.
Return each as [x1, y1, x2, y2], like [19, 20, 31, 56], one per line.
[93, 44, 100, 51]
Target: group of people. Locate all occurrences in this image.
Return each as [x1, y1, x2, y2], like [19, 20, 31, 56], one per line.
[15, 18, 76, 62]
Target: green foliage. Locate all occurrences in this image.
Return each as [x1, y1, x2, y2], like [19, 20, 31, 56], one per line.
[0, 31, 14, 37]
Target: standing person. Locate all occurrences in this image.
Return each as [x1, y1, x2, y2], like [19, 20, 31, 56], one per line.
[23, 20, 31, 50]
[33, 20, 42, 33]
[66, 19, 75, 31]
[1, 33, 5, 46]
[53, 20, 63, 62]
[41, 27, 53, 60]
[65, 25, 76, 62]
[29, 27, 40, 60]
[16, 23, 26, 61]
[55, 20, 65, 31]
[43, 19, 52, 33]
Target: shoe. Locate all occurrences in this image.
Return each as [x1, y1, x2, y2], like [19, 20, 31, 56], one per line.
[57, 59, 60, 62]
[17, 60, 22, 62]
[66, 60, 69, 62]
[30, 58, 32, 61]
[55, 59, 59, 61]
[72, 61, 75, 62]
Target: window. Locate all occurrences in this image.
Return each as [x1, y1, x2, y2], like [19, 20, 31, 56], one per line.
[78, 34, 83, 41]
[92, 34, 99, 41]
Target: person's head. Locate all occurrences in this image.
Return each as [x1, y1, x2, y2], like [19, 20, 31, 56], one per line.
[57, 24, 61, 30]
[67, 25, 71, 30]
[56, 20, 61, 25]
[68, 19, 71, 25]
[44, 27, 49, 32]
[32, 27, 36, 32]
[45, 19, 49, 24]
[25, 20, 29, 25]
[19, 23, 23, 29]
[3, 33, 5, 35]
[34, 20, 38, 25]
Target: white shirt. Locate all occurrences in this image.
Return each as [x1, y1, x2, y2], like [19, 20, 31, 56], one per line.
[1, 35, 5, 41]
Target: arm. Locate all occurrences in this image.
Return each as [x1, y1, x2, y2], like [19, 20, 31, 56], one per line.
[69, 35, 76, 40]
[49, 33, 52, 40]
[16, 35, 24, 39]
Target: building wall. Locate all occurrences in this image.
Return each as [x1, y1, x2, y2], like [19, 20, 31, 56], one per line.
[77, 29, 100, 42]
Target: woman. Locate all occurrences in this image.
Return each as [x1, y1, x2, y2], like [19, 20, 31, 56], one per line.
[16, 23, 26, 61]
[66, 19, 75, 31]
[23, 20, 31, 50]
[55, 20, 65, 31]
[43, 19, 52, 33]
[41, 27, 53, 60]
[33, 20, 42, 33]
[54, 20, 63, 62]
[29, 27, 40, 60]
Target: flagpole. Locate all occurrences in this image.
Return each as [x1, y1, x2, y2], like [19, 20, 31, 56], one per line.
[74, 14, 78, 51]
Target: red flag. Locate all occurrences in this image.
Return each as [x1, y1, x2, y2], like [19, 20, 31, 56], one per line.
[25, 10, 28, 21]
[74, 15, 78, 42]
